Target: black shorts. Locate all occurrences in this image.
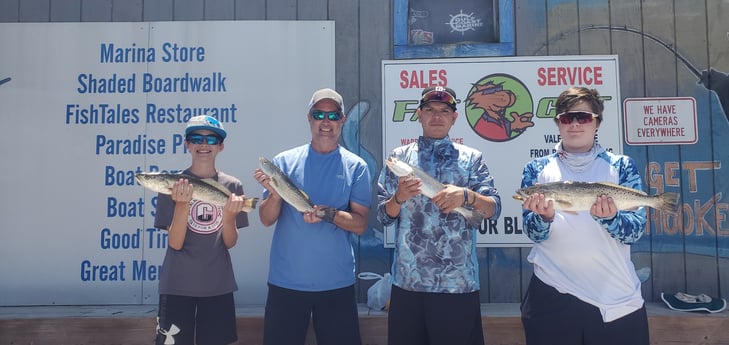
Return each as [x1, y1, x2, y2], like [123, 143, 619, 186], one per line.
[521, 275, 649, 345]
[156, 293, 237, 345]
[263, 283, 361, 345]
[387, 285, 484, 345]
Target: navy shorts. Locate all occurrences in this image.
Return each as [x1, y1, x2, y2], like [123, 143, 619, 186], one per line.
[156, 293, 237, 345]
[263, 283, 361, 345]
[521, 275, 649, 345]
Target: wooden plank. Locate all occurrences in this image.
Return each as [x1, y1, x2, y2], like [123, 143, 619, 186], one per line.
[0, 0, 19, 21]
[172, 0, 204, 20]
[484, 248, 524, 302]
[577, 1, 610, 56]
[674, 0, 720, 299]
[355, 0, 391, 303]
[50, 0, 80, 21]
[266, 0, 296, 20]
[706, 0, 729, 303]
[19, 0, 49, 22]
[298, 0, 326, 20]
[609, 0, 645, 98]
[515, 0, 548, 56]
[545, 0, 578, 55]
[142, 0, 173, 21]
[331, 0, 359, 103]
[81, 0, 111, 21]
[2, 309, 729, 345]
[204, 0, 234, 20]
[640, 0, 686, 302]
[234, 0, 265, 20]
[357, 0, 389, 156]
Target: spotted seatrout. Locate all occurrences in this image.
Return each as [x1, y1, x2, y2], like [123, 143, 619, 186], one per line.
[135, 172, 258, 212]
[258, 157, 337, 221]
[513, 181, 681, 214]
[384, 157, 485, 227]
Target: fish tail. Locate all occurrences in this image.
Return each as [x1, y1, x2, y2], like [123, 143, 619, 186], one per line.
[658, 192, 681, 214]
[242, 197, 260, 213]
[456, 208, 485, 228]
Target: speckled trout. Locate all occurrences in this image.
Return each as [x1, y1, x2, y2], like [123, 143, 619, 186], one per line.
[258, 157, 337, 220]
[135, 172, 258, 211]
[384, 157, 485, 227]
[513, 181, 681, 214]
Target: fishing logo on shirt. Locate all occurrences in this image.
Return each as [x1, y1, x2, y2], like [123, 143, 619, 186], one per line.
[187, 200, 222, 234]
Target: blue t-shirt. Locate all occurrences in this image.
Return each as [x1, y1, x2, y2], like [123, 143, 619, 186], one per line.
[264, 144, 371, 291]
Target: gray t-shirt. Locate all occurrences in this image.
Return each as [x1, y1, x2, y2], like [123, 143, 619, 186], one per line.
[155, 170, 249, 297]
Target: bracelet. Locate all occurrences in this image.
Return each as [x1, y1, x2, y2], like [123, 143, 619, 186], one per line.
[469, 190, 476, 206]
[393, 194, 404, 205]
[463, 188, 469, 206]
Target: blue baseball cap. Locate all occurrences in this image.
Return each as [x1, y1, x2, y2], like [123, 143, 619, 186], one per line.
[185, 115, 226, 139]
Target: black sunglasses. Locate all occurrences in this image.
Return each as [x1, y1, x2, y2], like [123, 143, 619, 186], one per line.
[310, 110, 343, 121]
[555, 111, 600, 125]
[186, 133, 223, 145]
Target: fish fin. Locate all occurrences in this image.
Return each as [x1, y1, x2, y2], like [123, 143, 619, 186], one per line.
[300, 189, 312, 200]
[242, 197, 260, 212]
[553, 199, 574, 210]
[563, 210, 579, 215]
[455, 207, 485, 227]
[315, 207, 338, 223]
[658, 192, 681, 214]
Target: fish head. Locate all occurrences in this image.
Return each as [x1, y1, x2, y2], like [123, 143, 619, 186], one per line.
[512, 185, 541, 203]
[385, 157, 413, 177]
[258, 157, 278, 176]
[134, 172, 176, 194]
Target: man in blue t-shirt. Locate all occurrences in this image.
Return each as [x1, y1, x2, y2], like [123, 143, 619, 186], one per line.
[253, 88, 372, 345]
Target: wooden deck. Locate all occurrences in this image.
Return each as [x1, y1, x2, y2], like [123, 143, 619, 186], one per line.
[1, 303, 727, 345]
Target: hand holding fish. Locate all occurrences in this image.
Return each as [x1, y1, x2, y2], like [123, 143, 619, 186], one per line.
[432, 184, 467, 213]
[393, 176, 422, 205]
[591, 195, 618, 219]
[520, 193, 556, 222]
[223, 193, 252, 216]
[253, 169, 280, 200]
[171, 178, 194, 204]
[303, 205, 337, 224]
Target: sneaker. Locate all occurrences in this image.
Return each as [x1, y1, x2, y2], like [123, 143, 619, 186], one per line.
[661, 292, 727, 313]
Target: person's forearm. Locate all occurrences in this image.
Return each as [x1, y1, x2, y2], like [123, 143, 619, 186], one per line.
[259, 194, 282, 227]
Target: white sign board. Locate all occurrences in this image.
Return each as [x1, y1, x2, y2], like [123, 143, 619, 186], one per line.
[623, 97, 698, 145]
[382, 55, 622, 247]
[0, 21, 335, 306]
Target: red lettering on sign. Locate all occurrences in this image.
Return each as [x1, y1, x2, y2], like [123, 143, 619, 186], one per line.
[536, 66, 603, 86]
[399, 69, 448, 89]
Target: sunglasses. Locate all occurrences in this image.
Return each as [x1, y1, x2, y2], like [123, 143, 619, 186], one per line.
[186, 133, 223, 145]
[420, 90, 457, 109]
[310, 110, 343, 121]
[555, 111, 600, 124]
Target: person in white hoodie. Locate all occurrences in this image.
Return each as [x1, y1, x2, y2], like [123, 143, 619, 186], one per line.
[518, 86, 649, 345]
